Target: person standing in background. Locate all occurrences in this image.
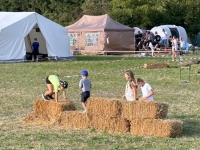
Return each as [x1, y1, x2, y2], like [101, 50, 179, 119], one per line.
[179, 37, 186, 55]
[179, 37, 186, 50]
[135, 31, 143, 51]
[160, 29, 168, 47]
[32, 38, 39, 62]
[153, 31, 161, 50]
[171, 36, 178, 61]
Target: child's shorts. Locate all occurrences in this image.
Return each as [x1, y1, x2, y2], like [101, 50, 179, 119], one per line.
[46, 76, 51, 84]
[81, 91, 90, 103]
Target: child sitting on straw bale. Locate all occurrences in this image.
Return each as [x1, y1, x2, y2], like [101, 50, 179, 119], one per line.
[136, 78, 154, 101]
[42, 75, 68, 103]
[79, 70, 92, 113]
[122, 70, 138, 101]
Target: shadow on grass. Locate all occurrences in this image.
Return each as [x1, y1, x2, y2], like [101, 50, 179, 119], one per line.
[74, 55, 170, 62]
[168, 65, 179, 68]
[173, 114, 200, 137]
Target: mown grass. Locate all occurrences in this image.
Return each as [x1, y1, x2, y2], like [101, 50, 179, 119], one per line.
[0, 54, 200, 150]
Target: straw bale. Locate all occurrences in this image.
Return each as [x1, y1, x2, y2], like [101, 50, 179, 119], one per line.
[121, 101, 168, 119]
[34, 99, 76, 122]
[89, 115, 130, 133]
[86, 97, 121, 117]
[23, 112, 52, 126]
[143, 63, 169, 69]
[130, 119, 183, 137]
[23, 112, 38, 122]
[59, 111, 90, 129]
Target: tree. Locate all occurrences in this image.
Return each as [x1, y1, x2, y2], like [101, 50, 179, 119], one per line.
[108, 0, 166, 28]
[184, 0, 200, 39]
[81, 0, 111, 15]
[0, 0, 199, 38]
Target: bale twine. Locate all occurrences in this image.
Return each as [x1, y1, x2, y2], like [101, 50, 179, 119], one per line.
[121, 101, 168, 119]
[33, 99, 76, 122]
[86, 97, 121, 117]
[130, 119, 183, 137]
[89, 115, 130, 134]
[59, 111, 90, 129]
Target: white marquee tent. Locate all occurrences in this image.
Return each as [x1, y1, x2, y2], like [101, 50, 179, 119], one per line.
[0, 12, 73, 62]
[150, 25, 189, 43]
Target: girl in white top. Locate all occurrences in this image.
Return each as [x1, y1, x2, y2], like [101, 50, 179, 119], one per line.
[136, 78, 154, 101]
[122, 70, 137, 101]
[171, 36, 178, 61]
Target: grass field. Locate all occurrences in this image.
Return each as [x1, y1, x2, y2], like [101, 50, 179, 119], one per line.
[0, 54, 200, 150]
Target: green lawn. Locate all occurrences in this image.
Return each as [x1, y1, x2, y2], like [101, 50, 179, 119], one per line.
[0, 54, 200, 150]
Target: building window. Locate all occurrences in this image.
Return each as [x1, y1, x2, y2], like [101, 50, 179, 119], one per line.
[68, 33, 77, 46]
[85, 33, 99, 46]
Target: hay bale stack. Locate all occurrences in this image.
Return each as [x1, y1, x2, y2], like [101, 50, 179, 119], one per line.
[59, 111, 90, 129]
[130, 119, 183, 137]
[24, 97, 183, 137]
[87, 97, 121, 117]
[121, 101, 168, 120]
[89, 115, 130, 133]
[34, 99, 76, 121]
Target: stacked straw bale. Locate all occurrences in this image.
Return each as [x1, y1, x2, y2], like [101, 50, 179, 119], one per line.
[24, 97, 183, 137]
[34, 99, 76, 121]
[85, 98, 130, 133]
[85, 98, 182, 137]
[121, 101, 169, 120]
[59, 111, 90, 129]
[86, 97, 121, 117]
[130, 119, 183, 137]
[89, 115, 130, 133]
[32, 99, 76, 122]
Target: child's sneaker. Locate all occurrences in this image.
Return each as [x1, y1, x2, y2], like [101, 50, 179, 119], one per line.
[42, 94, 50, 101]
[47, 95, 54, 99]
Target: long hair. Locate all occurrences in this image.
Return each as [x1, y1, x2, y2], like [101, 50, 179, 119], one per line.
[125, 69, 136, 87]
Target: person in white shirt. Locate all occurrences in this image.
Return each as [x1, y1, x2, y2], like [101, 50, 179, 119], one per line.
[160, 29, 168, 47]
[136, 78, 154, 101]
[179, 37, 186, 50]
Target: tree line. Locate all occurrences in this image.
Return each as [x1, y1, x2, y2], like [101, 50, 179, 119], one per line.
[0, 0, 200, 40]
